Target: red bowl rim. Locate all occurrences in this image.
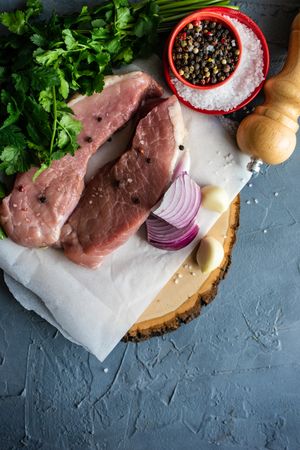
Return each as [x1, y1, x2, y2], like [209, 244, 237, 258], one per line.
[164, 7, 270, 115]
[168, 11, 243, 90]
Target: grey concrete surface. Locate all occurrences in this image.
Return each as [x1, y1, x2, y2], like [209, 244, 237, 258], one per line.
[1, 1, 300, 449]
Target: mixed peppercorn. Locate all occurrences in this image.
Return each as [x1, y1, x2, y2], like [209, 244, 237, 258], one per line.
[173, 20, 240, 87]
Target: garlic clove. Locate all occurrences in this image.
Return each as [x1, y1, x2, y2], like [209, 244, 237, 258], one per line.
[201, 185, 229, 213]
[196, 236, 224, 273]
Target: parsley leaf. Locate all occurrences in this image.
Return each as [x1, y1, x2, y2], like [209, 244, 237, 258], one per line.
[31, 67, 60, 91]
[25, 0, 42, 20]
[115, 7, 132, 30]
[58, 70, 70, 100]
[0, 227, 6, 240]
[0, 145, 30, 175]
[0, 93, 21, 129]
[34, 48, 65, 66]
[0, 0, 42, 35]
[0, 125, 30, 175]
[57, 114, 82, 153]
[39, 88, 53, 112]
[0, 125, 26, 149]
[62, 29, 77, 51]
[0, 10, 26, 35]
[30, 33, 47, 47]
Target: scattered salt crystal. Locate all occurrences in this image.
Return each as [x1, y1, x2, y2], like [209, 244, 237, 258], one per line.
[127, 178, 133, 183]
[103, 368, 109, 373]
[89, 200, 93, 205]
[191, 272, 196, 277]
[188, 265, 193, 270]
[248, 183, 253, 187]
[254, 198, 259, 204]
[178, 273, 183, 279]
[171, 17, 265, 111]
[263, 229, 268, 234]
[218, 116, 239, 135]
[174, 278, 179, 284]
[274, 192, 279, 197]
[246, 200, 251, 205]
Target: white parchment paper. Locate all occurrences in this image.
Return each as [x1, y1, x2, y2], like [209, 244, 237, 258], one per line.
[0, 56, 251, 361]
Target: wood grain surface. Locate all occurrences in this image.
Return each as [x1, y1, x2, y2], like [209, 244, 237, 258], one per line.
[126, 197, 240, 341]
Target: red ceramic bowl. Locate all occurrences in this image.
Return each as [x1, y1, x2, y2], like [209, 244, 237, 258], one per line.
[168, 11, 243, 90]
[164, 7, 270, 115]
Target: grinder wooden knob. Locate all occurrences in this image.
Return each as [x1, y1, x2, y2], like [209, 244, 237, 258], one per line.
[237, 13, 300, 165]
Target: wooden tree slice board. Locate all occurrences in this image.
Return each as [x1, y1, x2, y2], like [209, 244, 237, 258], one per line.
[124, 196, 240, 342]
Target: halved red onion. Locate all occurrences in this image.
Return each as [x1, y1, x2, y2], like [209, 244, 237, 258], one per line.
[146, 215, 199, 251]
[152, 172, 201, 229]
[151, 151, 191, 213]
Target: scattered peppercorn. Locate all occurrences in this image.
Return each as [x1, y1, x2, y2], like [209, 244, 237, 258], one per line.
[97, 116, 102, 122]
[179, 145, 185, 150]
[173, 19, 240, 87]
[39, 195, 46, 203]
[131, 196, 140, 204]
[85, 136, 93, 143]
[17, 185, 24, 192]
[113, 179, 126, 189]
[146, 157, 151, 164]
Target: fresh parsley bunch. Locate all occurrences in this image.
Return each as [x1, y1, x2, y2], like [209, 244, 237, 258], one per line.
[0, 0, 160, 177]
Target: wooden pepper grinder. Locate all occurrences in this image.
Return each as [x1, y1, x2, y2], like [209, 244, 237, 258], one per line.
[237, 13, 300, 165]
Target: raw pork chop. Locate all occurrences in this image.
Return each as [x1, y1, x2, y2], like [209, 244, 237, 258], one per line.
[0, 72, 163, 248]
[61, 95, 185, 268]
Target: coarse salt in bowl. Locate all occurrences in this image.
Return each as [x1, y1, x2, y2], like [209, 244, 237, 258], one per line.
[168, 11, 243, 90]
[164, 7, 270, 115]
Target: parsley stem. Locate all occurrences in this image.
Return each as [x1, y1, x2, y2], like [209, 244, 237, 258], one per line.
[49, 86, 57, 159]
